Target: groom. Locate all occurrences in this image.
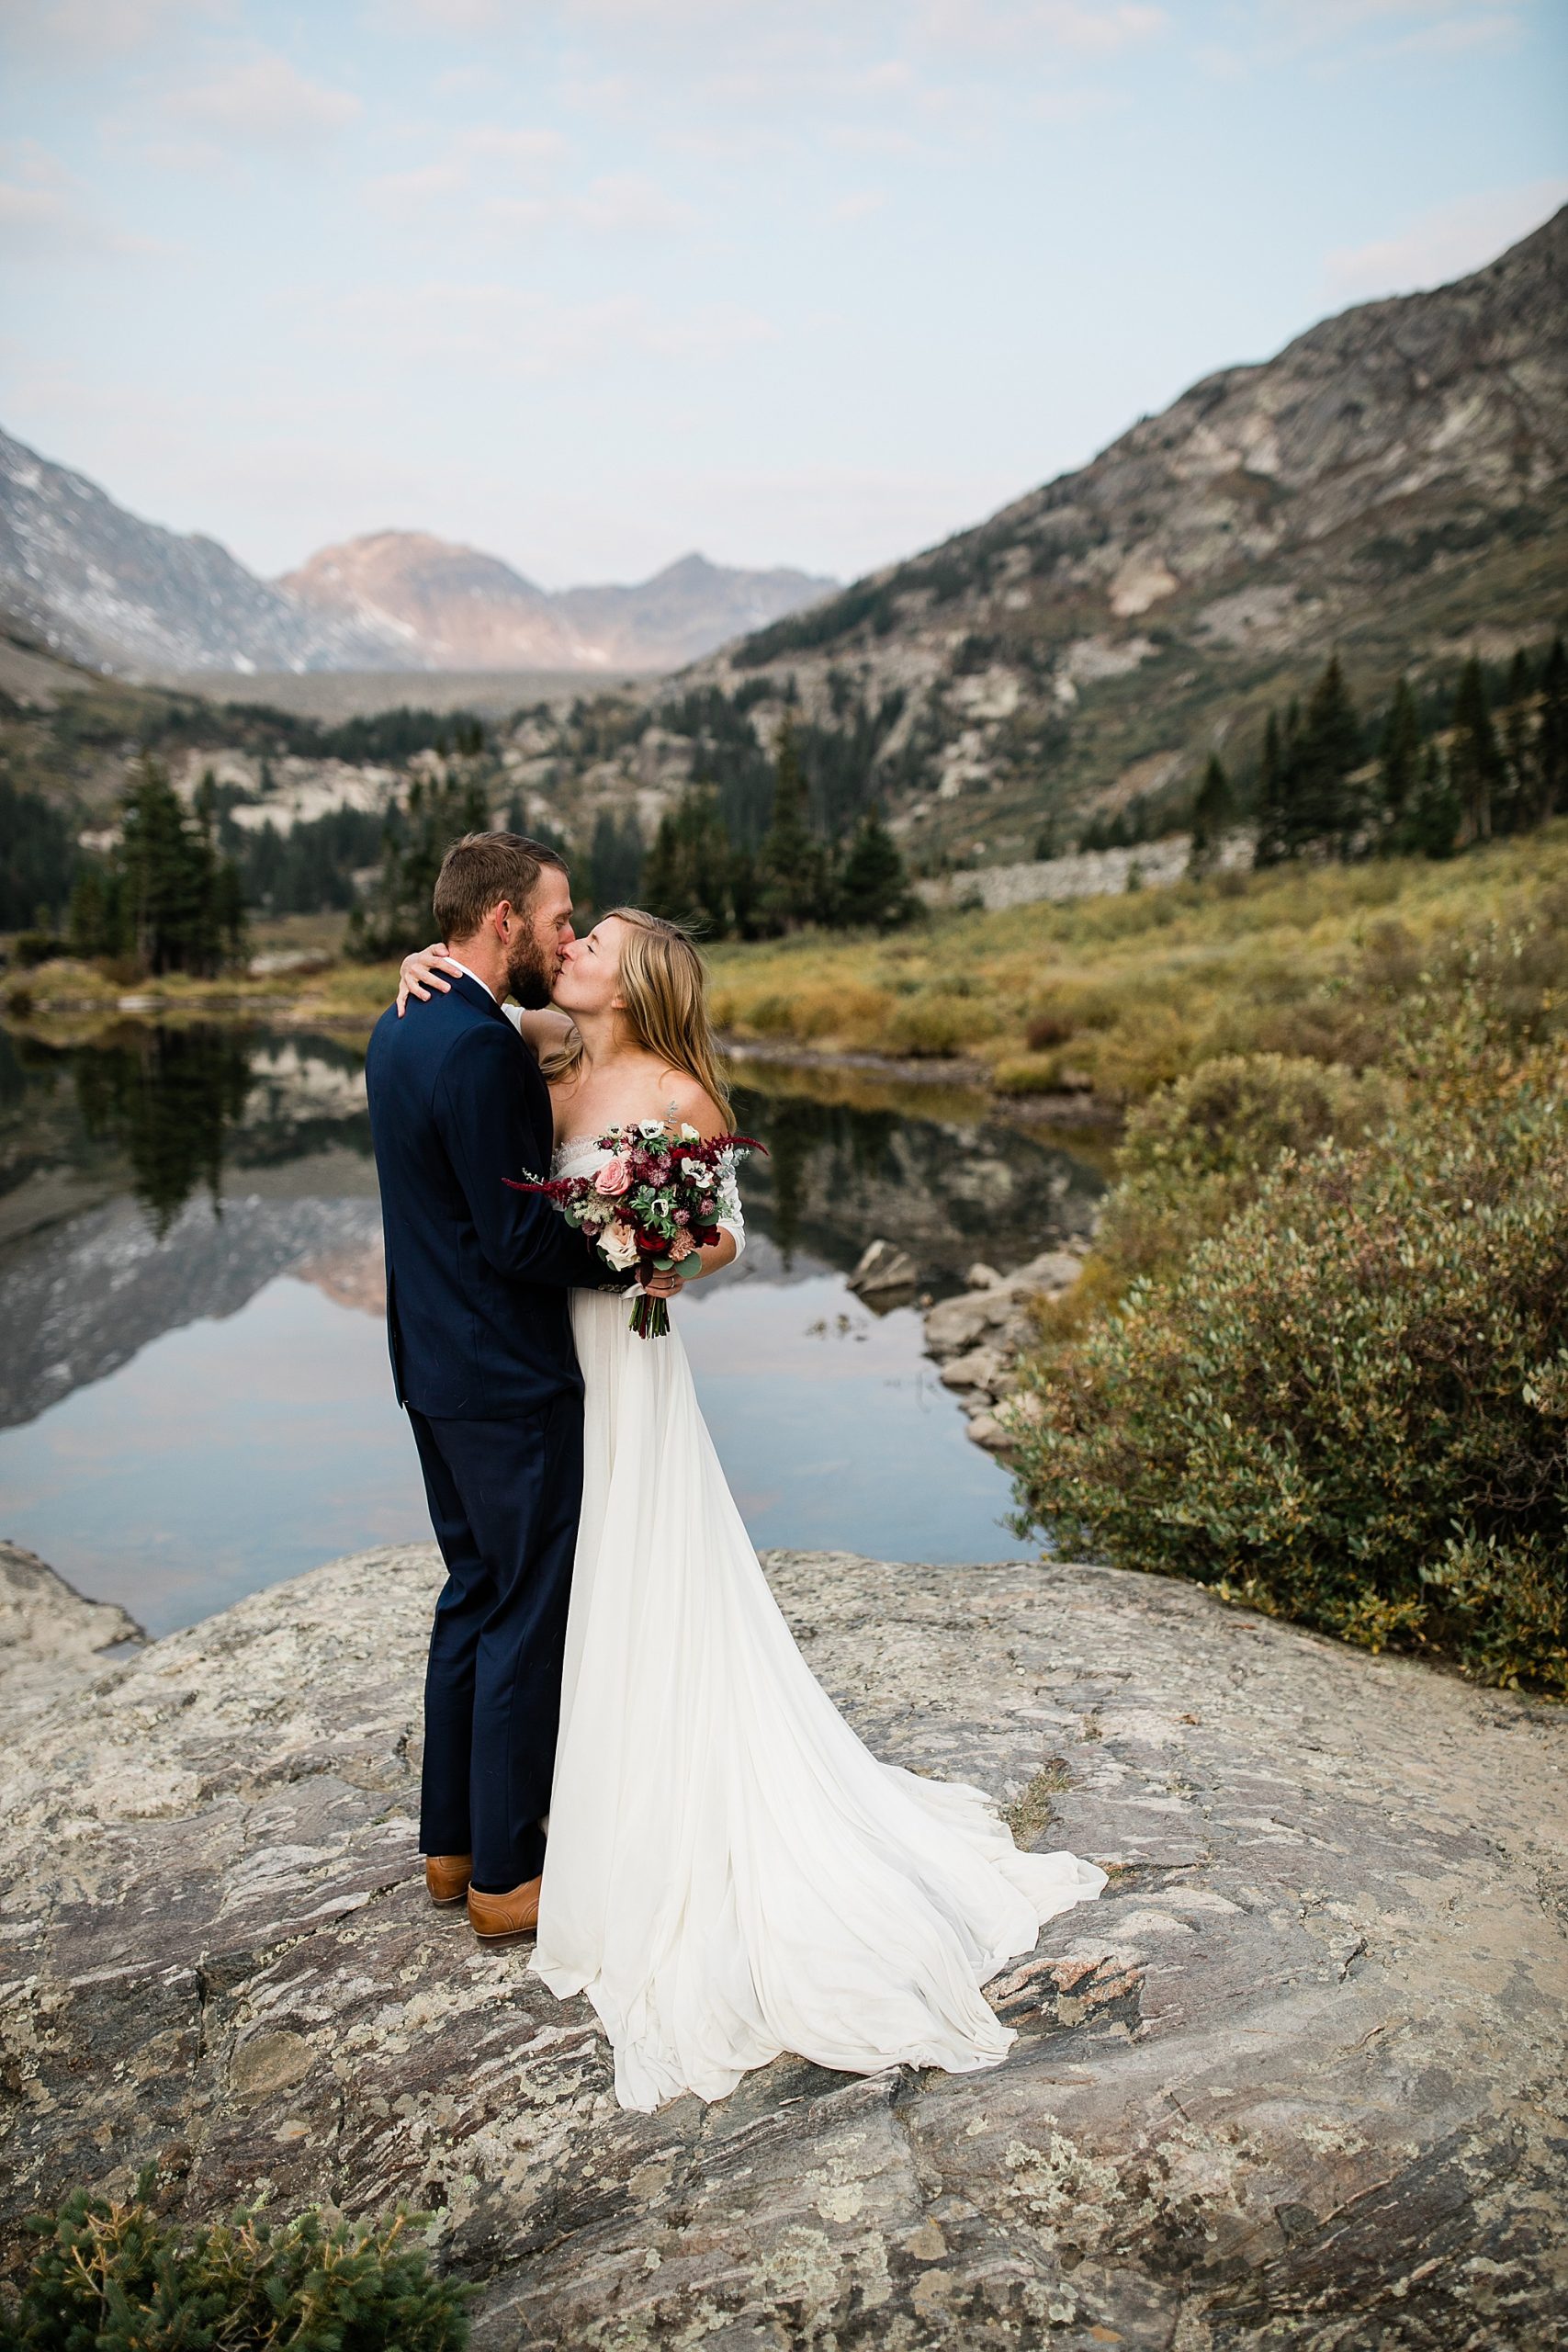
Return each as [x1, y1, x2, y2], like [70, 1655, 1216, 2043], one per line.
[366, 831, 623, 1939]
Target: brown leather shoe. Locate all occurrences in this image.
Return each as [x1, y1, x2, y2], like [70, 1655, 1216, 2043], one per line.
[467, 1874, 543, 1939]
[424, 1854, 472, 1906]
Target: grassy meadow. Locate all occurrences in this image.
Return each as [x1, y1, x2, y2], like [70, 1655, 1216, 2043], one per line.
[7, 820, 1568, 1096]
[706, 820, 1568, 1102]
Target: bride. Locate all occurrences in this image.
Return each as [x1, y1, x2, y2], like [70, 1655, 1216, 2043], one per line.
[398, 906, 1104, 2113]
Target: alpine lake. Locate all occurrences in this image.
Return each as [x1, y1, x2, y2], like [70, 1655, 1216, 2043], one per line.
[0, 1017, 1109, 1636]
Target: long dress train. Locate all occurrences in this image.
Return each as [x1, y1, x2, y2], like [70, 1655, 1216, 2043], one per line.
[531, 1136, 1105, 2112]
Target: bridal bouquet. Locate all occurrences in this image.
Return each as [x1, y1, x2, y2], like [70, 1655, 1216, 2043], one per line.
[507, 1121, 762, 1338]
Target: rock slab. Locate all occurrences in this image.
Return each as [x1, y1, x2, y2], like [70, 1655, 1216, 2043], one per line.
[2, 1544, 1565, 2348]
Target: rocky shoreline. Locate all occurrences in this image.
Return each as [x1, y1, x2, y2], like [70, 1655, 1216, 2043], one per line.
[852, 1241, 1086, 1457]
[3, 1537, 1564, 2346]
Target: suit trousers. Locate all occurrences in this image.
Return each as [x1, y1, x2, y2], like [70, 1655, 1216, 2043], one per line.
[409, 1395, 584, 1891]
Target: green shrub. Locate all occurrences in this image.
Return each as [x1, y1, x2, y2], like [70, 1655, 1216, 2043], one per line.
[885, 990, 996, 1057]
[1010, 1076, 1568, 1691]
[12, 932, 66, 969]
[993, 1050, 1071, 1095]
[2, 2173, 470, 2350]
[1097, 1052, 1398, 1284]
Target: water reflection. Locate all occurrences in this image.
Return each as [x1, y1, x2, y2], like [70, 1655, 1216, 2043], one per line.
[0, 1018, 1105, 1631]
[74, 1024, 254, 1234]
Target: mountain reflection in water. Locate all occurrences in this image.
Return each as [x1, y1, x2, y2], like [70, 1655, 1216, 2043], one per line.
[0, 1022, 1105, 1631]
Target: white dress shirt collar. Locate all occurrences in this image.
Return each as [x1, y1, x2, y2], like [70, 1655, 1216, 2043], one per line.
[447, 958, 496, 1004]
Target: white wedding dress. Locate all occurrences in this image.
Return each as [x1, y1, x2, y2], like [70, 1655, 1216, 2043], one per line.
[530, 1134, 1106, 2112]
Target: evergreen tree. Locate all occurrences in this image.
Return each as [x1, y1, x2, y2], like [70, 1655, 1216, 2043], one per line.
[0, 779, 77, 928]
[1540, 634, 1568, 817]
[1187, 752, 1235, 877]
[587, 807, 644, 910]
[1495, 648, 1539, 833]
[1293, 654, 1362, 855]
[640, 791, 734, 935]
[757, 721, 829, 930]
[1448, 654, 1506, 842]
[76, 758, 245, 978]
[68, 865, 112, 960]
[1376, 676, 1424, 848]
[348, 769, 491, 958]
[835, 807, 917, 930]
[1253, 710, 1290, 867]
[1403, 741, 1461, 859]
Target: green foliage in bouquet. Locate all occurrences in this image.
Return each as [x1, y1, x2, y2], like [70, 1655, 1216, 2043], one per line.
[1011, 998, 1568, 1691]
[2, 2171, 470, 2351]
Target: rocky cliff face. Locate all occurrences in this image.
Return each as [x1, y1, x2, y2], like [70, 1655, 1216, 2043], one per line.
[0, 429, 406, 677]
[3, 1541, 1563, 2346]
[581, 205, 1564, 862]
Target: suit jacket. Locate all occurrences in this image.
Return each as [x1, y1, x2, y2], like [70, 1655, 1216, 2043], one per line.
[365, 974, 610, 1418]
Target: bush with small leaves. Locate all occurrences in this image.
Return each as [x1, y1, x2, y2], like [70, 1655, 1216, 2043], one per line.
[1010, 1066, 1568, 1691]
[2, 2172, 470, 2351]
[1095, 1051, 1399, 1286]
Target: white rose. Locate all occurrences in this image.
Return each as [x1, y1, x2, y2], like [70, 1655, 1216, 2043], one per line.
[597, 1220, 640, 1270]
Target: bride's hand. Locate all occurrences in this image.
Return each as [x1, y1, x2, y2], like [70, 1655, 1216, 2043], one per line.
[397, 943, 463, 1015]
[638, 1267, 684, 1298]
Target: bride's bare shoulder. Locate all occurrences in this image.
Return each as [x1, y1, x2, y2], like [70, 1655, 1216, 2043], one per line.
[658, 1068, 728, 1140]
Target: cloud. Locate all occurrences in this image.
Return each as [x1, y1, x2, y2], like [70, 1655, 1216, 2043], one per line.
[368, 0, 506, 29]
[2, 0, 227, 54]
[1321, 177, 1568, 301]
[573, 172, 696, 234]
[333, 281, 775, 376]
[460, 125, 569, 169]
[161, 51, 361, 148]
[919, 1, 1166, 54]
[1256, 0, 1520, 54]
[828, 188, 888, 222]
[363, 149, 694, 241]
[364, 161, 468, 215]
[0, 141, 161, 258]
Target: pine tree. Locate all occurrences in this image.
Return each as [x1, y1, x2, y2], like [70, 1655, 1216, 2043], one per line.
[1377, 676, 1423, 849]
[640, 791, 733, 935]
[1188, 752, 1235, 877]
[1293, 654, 1362, 856]
[96, 758, 242, 978]
[1494, 648, 1540, 833]
[1540, 634, 1568, 817]
[1253, 710, 1290, 867]
[835, 807, 916, 930]
[1448, 654, 1506, 842]
[757, 721, 829, 930]
[349, 770, 493, 958]
[588, 807, 644, 910]
[1404, 741, 1461, 859]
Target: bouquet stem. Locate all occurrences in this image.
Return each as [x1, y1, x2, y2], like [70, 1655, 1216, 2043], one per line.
[629, 1292, 671, 1340]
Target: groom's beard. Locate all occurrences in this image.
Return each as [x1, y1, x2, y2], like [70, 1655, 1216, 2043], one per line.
[505, 932, 557, 1010]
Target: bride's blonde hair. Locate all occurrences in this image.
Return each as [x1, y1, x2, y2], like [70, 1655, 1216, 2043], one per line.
[547, 906, 734, 1130]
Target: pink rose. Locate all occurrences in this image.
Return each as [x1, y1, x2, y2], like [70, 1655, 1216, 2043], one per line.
[594, 1156, 633, 1197]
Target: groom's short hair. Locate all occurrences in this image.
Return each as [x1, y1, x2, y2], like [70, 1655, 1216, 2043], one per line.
[434, 831, 569, 942]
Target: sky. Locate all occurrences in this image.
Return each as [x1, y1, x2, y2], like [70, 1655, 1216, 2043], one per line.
[1, 0, 1564, 592]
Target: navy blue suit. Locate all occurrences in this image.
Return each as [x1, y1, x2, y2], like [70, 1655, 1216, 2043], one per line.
[366, 975, 613, 1890]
